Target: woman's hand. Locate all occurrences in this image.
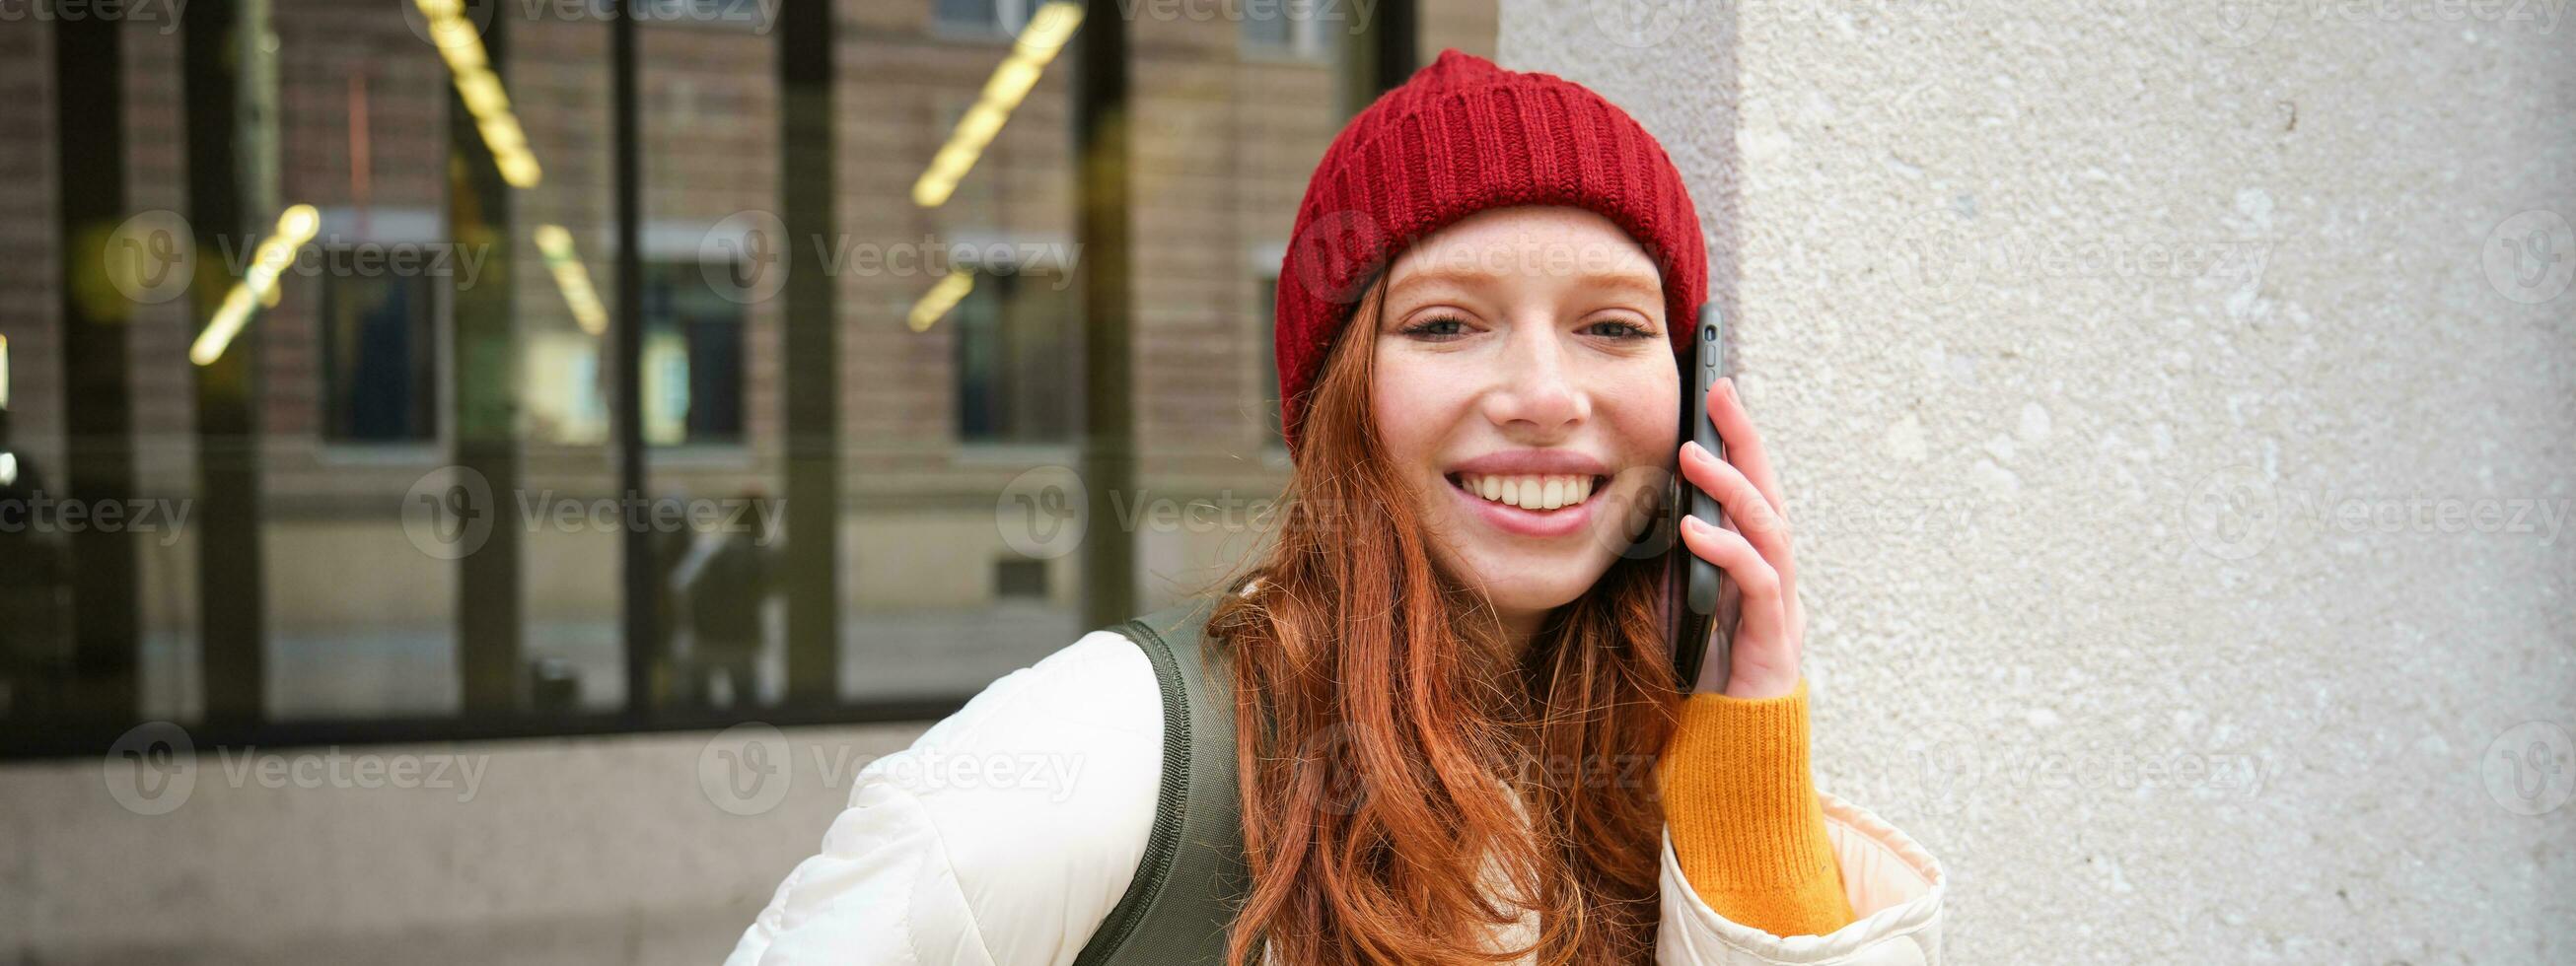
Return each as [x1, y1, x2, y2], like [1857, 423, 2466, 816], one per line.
[1676, 377, 1806, 699]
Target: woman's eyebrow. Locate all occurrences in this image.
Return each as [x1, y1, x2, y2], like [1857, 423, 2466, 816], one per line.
[1388, 263, 1663, 302]
[1577, 270, 1665, 303]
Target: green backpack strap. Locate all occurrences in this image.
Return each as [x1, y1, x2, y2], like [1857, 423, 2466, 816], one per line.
[1071, 597, 1252, 966]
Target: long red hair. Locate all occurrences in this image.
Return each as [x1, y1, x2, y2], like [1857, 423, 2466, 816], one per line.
[1204, 275, 1683, 965]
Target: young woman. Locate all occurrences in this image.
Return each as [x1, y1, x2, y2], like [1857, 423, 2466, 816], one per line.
[728, 50, 1945, 966]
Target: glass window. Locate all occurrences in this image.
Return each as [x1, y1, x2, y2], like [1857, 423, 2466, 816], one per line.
[935, 0, 1027, 35]
[0, 0, 1493, 751]
[1254, 270, 1284, 449]
[641, 260, 747, 446]
[953, 268, 1076, 444]
[1242, 1, 1296, 50]
[320, 264, 440, 444]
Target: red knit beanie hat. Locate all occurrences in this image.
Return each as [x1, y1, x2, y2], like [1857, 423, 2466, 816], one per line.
[1273, 47, 1707, 456]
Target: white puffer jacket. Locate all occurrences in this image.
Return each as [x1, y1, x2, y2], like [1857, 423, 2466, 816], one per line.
[727, 631, 1947, 965]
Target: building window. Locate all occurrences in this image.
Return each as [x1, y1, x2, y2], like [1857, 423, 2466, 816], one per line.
[641, 260, 746, 446]
[1256, 271, 1285, 449]
[993, 558, 1047, 599]
[935, 0, 1038, 36]
[954, 269, 1074, 443]
[1244, 0, 1338, 58]
[320, 264, 438, 443]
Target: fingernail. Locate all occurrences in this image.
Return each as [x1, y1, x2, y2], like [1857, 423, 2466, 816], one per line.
[1682, 515, 1708, 535]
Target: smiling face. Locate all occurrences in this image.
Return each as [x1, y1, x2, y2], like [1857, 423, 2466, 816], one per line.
[1368, 205, 1683, 634]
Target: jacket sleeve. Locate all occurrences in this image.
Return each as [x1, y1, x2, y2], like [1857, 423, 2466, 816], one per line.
[1654, 679, 1948, 965]
[725, 632, 1165, 966]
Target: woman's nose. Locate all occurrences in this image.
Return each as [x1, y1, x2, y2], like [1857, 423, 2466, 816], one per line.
[1480, 329, 1589, 436]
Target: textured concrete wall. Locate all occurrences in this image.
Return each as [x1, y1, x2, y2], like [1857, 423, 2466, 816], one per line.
[1503, 1, 2574, 961]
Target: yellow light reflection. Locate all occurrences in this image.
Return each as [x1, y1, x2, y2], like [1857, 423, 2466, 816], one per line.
[912, 1, 1084, 208]
[907, 270, 975, 332]
[191, 204, 321, 367]
[535, 224, 608, 336]
[415, 0, 543, 188]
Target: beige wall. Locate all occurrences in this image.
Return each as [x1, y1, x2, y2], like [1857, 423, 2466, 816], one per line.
[1503, 1, 2575, 961]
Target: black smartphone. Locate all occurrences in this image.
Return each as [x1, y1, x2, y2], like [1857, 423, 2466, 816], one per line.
[1666, 303, 1730, 693]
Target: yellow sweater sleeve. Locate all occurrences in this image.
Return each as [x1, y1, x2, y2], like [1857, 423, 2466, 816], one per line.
[1656, 676, 1857, 937]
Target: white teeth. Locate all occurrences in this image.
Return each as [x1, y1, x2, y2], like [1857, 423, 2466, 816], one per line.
[1458, 473, 1598, 512]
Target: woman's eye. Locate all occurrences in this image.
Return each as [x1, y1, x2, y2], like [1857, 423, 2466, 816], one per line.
[1584, 318, 1654, 339]
[1401, 315, 1471, 339]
